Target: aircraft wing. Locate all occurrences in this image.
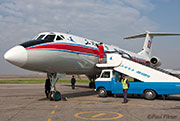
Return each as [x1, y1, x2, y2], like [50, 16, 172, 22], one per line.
[165, 69, 180, 75]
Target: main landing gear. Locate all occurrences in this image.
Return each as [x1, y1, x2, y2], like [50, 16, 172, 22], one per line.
[45, 73, 61, 101]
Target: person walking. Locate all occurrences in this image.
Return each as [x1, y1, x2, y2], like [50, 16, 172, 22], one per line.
[71, 75, 76, 89]
[121, 75, 130, 103]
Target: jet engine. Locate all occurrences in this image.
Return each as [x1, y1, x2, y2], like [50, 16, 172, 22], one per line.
[150, 56, 161, 67]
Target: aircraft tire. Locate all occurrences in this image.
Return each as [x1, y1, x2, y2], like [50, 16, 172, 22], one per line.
[54, 91, 61, 101]
[144, 89, 156, 100]
[98, 88, 107, 97]
[48, 91, 55, 101]
[48, 91, 61, 101]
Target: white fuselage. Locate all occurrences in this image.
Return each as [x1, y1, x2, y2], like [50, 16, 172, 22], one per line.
[4, 32, 149, 77]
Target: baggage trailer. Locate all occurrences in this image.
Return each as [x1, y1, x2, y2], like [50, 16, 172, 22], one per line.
[95, 53, 180, 100]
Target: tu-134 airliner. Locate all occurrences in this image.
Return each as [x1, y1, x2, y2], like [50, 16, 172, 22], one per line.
[4, 31, 180, 100]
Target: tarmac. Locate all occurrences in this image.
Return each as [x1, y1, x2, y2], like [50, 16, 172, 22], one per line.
[0, 83, 180, 121]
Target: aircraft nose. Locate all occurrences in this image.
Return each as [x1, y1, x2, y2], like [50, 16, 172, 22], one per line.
[4, 45, 28, 67]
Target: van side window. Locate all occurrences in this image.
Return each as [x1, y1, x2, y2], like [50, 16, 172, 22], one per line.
[133, 78, 143, 82]
[127, 77, 143, 82]
[101, 71, 110, 78]
[116, 73, 121, 82]
[56, 35, 63, 41]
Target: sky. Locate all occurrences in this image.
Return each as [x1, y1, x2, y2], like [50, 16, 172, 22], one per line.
[0, 0, 180, 74]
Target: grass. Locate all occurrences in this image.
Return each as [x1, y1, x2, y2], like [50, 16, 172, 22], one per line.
[0, 79, 89, 84]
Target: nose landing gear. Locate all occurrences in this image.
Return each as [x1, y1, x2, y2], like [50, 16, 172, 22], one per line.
[48, 91, 61, 101]
[45, 73, 61, 101]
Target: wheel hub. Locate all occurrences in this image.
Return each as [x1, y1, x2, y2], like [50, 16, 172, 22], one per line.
[147, 92, 153, 96]
[100, 90, 105, 94]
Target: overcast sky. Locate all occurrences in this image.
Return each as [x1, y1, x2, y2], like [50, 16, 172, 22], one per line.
[0, 0, 180, 74]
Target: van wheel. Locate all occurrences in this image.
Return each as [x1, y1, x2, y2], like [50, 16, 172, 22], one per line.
[144, 90, 156, 100]
[98, 88, 107, 97]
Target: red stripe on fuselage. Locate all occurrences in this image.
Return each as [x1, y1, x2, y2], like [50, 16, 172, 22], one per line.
[27, 44, 99, 55]
[131, 58, 149, 64]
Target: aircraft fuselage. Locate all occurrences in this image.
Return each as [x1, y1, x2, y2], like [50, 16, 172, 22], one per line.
[4, 32, 149, 77]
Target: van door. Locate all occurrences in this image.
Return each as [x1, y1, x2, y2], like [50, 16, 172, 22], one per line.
[95, 70, 112, 91]
[128, 78, 145, 94]
[111, 72, 123, 94]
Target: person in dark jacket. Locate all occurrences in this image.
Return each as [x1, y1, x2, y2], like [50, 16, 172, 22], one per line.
[45, 78, 51, 98]
[71, 76, 76, 89]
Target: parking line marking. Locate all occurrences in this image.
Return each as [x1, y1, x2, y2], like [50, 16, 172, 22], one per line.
[47, 118, 52, 121]
[92, 113, 106, 118]
[54, 104, 58, 109]
[51, 110, 55, 115]
[74, 111, 123, 120]
[47, 104, 58, 121]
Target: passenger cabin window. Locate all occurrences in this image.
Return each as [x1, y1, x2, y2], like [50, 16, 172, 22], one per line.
[101, 71, 110, 78]
[56, 35, 63, 41]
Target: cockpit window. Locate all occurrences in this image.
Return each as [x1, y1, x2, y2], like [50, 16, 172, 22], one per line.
[36, 35, 45, 40]
[60, 35, 65, 39]
[44, 35, 56, 41]
[20, 34, 55, 48]
[56, 35, 63, 41]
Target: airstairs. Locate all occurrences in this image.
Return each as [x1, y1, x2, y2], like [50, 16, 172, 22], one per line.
[96, 53, 180, 82]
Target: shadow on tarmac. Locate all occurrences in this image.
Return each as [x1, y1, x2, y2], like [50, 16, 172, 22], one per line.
[61, 84, 97, 98]
[62, 90, 97, 99]
[38, 98, 49, 101]
[38, 86, 96, 101]
[114, 94, 180, 101]
[38, 94, 180, 102]
[63, 84, 90, 89]
[38, 90, 96, 101]
[38, 91, 96, 101]
[157, 95, 180, 101]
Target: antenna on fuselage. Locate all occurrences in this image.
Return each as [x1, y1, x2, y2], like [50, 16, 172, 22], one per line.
[66, 30, 71, 34]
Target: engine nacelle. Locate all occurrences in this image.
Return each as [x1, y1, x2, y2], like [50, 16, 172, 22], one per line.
[150, 56, 161, 67]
